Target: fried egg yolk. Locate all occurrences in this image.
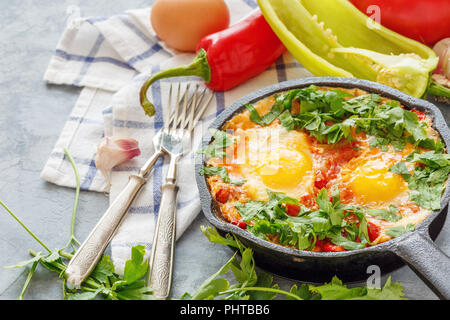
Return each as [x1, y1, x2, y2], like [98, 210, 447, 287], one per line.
[258, 148, 312, 192]
[237, 128, 314, 200]
[349, 159, 407, 203]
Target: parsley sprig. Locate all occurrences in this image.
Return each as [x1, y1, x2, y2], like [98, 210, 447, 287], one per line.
[180, 226, 408, 300]
[1, 149, 154, 300]
[200, 165, 245, 185]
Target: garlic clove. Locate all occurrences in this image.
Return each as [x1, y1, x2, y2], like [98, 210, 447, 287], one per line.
[94, 136, 141, 186]
[432, 38, 450, 80]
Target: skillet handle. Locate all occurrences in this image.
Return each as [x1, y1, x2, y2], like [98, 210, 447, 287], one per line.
[393, 231, 450, 300]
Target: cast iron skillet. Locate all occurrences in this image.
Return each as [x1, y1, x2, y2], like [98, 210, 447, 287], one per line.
[195, 77, 450, 300]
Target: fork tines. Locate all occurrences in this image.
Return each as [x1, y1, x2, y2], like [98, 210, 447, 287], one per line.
[164, 83, 214, 134]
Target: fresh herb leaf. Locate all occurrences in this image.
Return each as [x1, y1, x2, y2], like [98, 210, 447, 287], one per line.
[200, 225, 239, 248]
[386, 224, 415, 238]
[239, 188, 366, 251]
[200, 165, 245, 185]
[309, 276, 364, 299]
[279, 110, 294, 130]
[247, 272, 279, 300]
[390, 151, 450, 210]
[123, 245, 148, 285]
[410, 151, 450, 168]
[360, 277, 407, 300]
[91, 255, 115, 283]
[199, 129, 234, 159]
[286, 284, 314, 300]
[328, 233, 365, 250]
[67, 290, 101, 300]
[365, 205, 401, 222]
[243, 86, 440, 152]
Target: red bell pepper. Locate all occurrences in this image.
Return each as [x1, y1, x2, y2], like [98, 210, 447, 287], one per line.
[284, 203, 300, 217]
[140, 10, 286, 116]
[350, 0, 450, 46]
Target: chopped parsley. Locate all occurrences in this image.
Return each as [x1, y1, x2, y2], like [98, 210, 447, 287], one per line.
[198, 128, 234, 159]
[389, 150, 450, 210]
[236, 188, 370, 251]
[244, 85, 440, 151]
[365, 205, 402, 222]
[385, 224, 415, 238]
[200, 165, 245, 185]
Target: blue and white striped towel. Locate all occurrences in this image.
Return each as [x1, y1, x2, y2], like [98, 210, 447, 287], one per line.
[40, 0, 312, 272]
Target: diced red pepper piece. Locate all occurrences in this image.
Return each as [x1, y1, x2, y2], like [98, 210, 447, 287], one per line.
[231, 220, 247, 229]
[314, 170, 328, 189]
[317, 239, 346, 252]
[411, 109, 425, 120]
[215, 188, 230, 204]
[322, 242, 346, 252]
[285, 203, 301, 217]
[367, 221, 381, 242]
[300, 194, 317, 209]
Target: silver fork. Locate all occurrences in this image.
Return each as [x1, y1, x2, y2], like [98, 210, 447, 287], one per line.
[65, 83, 213, 287]
[148, 83, 213, 299]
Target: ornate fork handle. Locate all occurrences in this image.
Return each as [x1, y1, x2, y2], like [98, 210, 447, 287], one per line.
[148, 156, 179, 300]
[65, 175, 146, 286]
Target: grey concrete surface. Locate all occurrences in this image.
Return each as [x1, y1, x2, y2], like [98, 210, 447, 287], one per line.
[0, 0, 449, 300]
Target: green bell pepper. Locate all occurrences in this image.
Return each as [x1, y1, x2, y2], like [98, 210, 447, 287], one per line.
[258, 0, 446, 98]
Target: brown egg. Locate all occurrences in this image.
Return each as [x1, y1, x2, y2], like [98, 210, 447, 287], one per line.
[151, 0, 230, 52]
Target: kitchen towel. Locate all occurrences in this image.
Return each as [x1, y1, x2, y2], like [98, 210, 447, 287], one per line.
[41, 0, 312, 271]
